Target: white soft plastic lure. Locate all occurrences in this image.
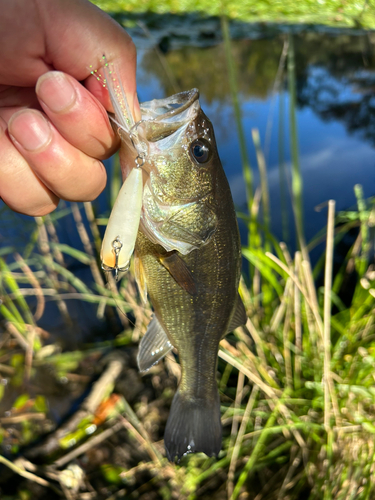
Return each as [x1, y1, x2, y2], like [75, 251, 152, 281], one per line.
[94, 56, 145, 280]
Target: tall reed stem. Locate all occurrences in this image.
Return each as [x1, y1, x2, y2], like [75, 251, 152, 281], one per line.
[323, 200, 335, 430]
[287, 35, 305, 253]
[278, 90, 289, 244]
[221, 16, 253, 215]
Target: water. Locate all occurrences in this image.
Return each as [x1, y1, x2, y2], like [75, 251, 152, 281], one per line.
[127, 19, 375, 253]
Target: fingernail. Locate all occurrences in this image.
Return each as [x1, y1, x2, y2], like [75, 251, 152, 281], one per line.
[36, 71, 76, 113]
[8, 110, 52, 151]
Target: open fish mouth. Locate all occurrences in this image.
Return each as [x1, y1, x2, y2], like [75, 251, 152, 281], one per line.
[138, 89, 200, 143]
[141, 88, 199, 121]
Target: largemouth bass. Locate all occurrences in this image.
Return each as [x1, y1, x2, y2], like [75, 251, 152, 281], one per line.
[116, 89, 247, 461]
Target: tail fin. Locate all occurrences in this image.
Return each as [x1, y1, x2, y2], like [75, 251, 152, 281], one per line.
[164, 389, 222, 462]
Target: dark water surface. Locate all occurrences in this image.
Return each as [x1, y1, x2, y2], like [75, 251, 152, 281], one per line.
[1, 17, 375, 340]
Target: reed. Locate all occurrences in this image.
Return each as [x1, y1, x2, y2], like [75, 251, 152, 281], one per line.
[221, 15, 254, 247]
[287, 34, 305, 254]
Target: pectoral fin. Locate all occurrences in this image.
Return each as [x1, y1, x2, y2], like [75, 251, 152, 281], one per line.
[158, 252, 198, 296]
[226, 294, 247, 335]
[137, 315, 174, 372]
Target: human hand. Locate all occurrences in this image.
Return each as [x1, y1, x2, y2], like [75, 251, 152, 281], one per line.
[0, 0, 140, 216]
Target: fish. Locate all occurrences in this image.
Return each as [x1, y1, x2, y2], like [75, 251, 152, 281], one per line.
[116, 88, 247, 461]
[98, 61, 246, 459]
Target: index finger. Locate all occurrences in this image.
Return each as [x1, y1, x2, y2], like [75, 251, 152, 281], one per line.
[37, 0, 140, 119]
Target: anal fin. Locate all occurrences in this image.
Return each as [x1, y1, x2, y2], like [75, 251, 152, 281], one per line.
[137, 315, 173, 372]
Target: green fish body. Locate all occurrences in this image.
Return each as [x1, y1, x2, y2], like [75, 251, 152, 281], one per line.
[126, 90, 246, 461]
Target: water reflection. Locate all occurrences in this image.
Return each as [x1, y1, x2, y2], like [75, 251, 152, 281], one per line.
[129, 20, 375, 249]
[140, 38, 285, 102]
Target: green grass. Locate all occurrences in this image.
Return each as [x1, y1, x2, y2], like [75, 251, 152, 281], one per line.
[1, 11, 375, 500]
[92, 0, 375, 30]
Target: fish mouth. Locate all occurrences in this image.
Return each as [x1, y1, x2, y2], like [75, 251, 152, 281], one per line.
[138, 89, 200, 142]
[140, 89, 199, 121]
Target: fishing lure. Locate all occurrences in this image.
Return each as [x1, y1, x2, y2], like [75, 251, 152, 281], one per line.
[93, 56, 145, 280]
[100, 166, 143, 279]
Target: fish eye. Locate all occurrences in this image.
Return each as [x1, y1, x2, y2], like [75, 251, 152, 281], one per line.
[190, 139, 211, 164]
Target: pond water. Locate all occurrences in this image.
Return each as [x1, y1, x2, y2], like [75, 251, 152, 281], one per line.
[1, 16, 375, 340]
[124, 17, 375, 255]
